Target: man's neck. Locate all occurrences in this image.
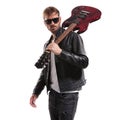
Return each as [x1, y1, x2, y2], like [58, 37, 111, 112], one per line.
[52, 34, 56, 40]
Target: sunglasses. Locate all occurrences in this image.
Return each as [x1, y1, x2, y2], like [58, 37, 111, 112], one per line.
[44, 17, 59, 25]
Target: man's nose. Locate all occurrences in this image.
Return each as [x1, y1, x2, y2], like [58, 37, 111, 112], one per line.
[51, 20, 55, 25]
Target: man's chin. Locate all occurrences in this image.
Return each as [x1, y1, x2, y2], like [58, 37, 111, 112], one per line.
[51, 28, 57, 33]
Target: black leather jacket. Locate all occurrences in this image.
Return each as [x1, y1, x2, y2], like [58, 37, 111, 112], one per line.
[33, 27, 89, 96]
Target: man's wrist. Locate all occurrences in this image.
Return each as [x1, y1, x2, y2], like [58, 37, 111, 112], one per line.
[56, 48, 62, 55]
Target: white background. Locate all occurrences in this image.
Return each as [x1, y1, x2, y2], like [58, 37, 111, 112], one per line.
[0, 0, 120, 120]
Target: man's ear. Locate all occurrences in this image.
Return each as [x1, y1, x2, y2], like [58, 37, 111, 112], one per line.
[59, 16, 61, 22]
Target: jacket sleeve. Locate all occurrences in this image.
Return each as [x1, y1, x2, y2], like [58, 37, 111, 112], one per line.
[32, 68, 46, 97]
[57, 32, 89, 69]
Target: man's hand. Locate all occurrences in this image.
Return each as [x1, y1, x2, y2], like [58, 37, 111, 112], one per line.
[29, 95, 37, 108]
[46, 40, 62, 55]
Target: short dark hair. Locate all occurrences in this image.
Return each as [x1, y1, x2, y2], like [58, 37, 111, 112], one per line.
[43, 6, 60, 19]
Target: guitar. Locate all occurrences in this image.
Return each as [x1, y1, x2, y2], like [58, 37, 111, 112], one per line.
[35, 6, 102, 68]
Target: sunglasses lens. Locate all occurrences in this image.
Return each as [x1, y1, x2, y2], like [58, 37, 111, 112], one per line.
[45, 19, 52, 24]
[45, 17, 59, 25]
[52, 18, 59, 23]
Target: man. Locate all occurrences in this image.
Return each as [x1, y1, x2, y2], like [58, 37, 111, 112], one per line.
[30, 6, 89, 120]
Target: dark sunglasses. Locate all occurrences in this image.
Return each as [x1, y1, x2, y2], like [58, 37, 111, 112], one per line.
[44, 17, 59, 25]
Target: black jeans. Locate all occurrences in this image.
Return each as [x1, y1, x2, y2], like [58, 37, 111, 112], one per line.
[49, 89, 79, 120]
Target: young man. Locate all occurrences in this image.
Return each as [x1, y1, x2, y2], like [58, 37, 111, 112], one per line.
[30, 6, 89, 120]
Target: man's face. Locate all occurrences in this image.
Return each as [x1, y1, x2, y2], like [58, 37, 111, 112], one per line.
[44, 12, 61, 34]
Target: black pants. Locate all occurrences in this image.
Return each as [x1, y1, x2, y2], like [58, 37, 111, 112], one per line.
[49, 89, 79, 120]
